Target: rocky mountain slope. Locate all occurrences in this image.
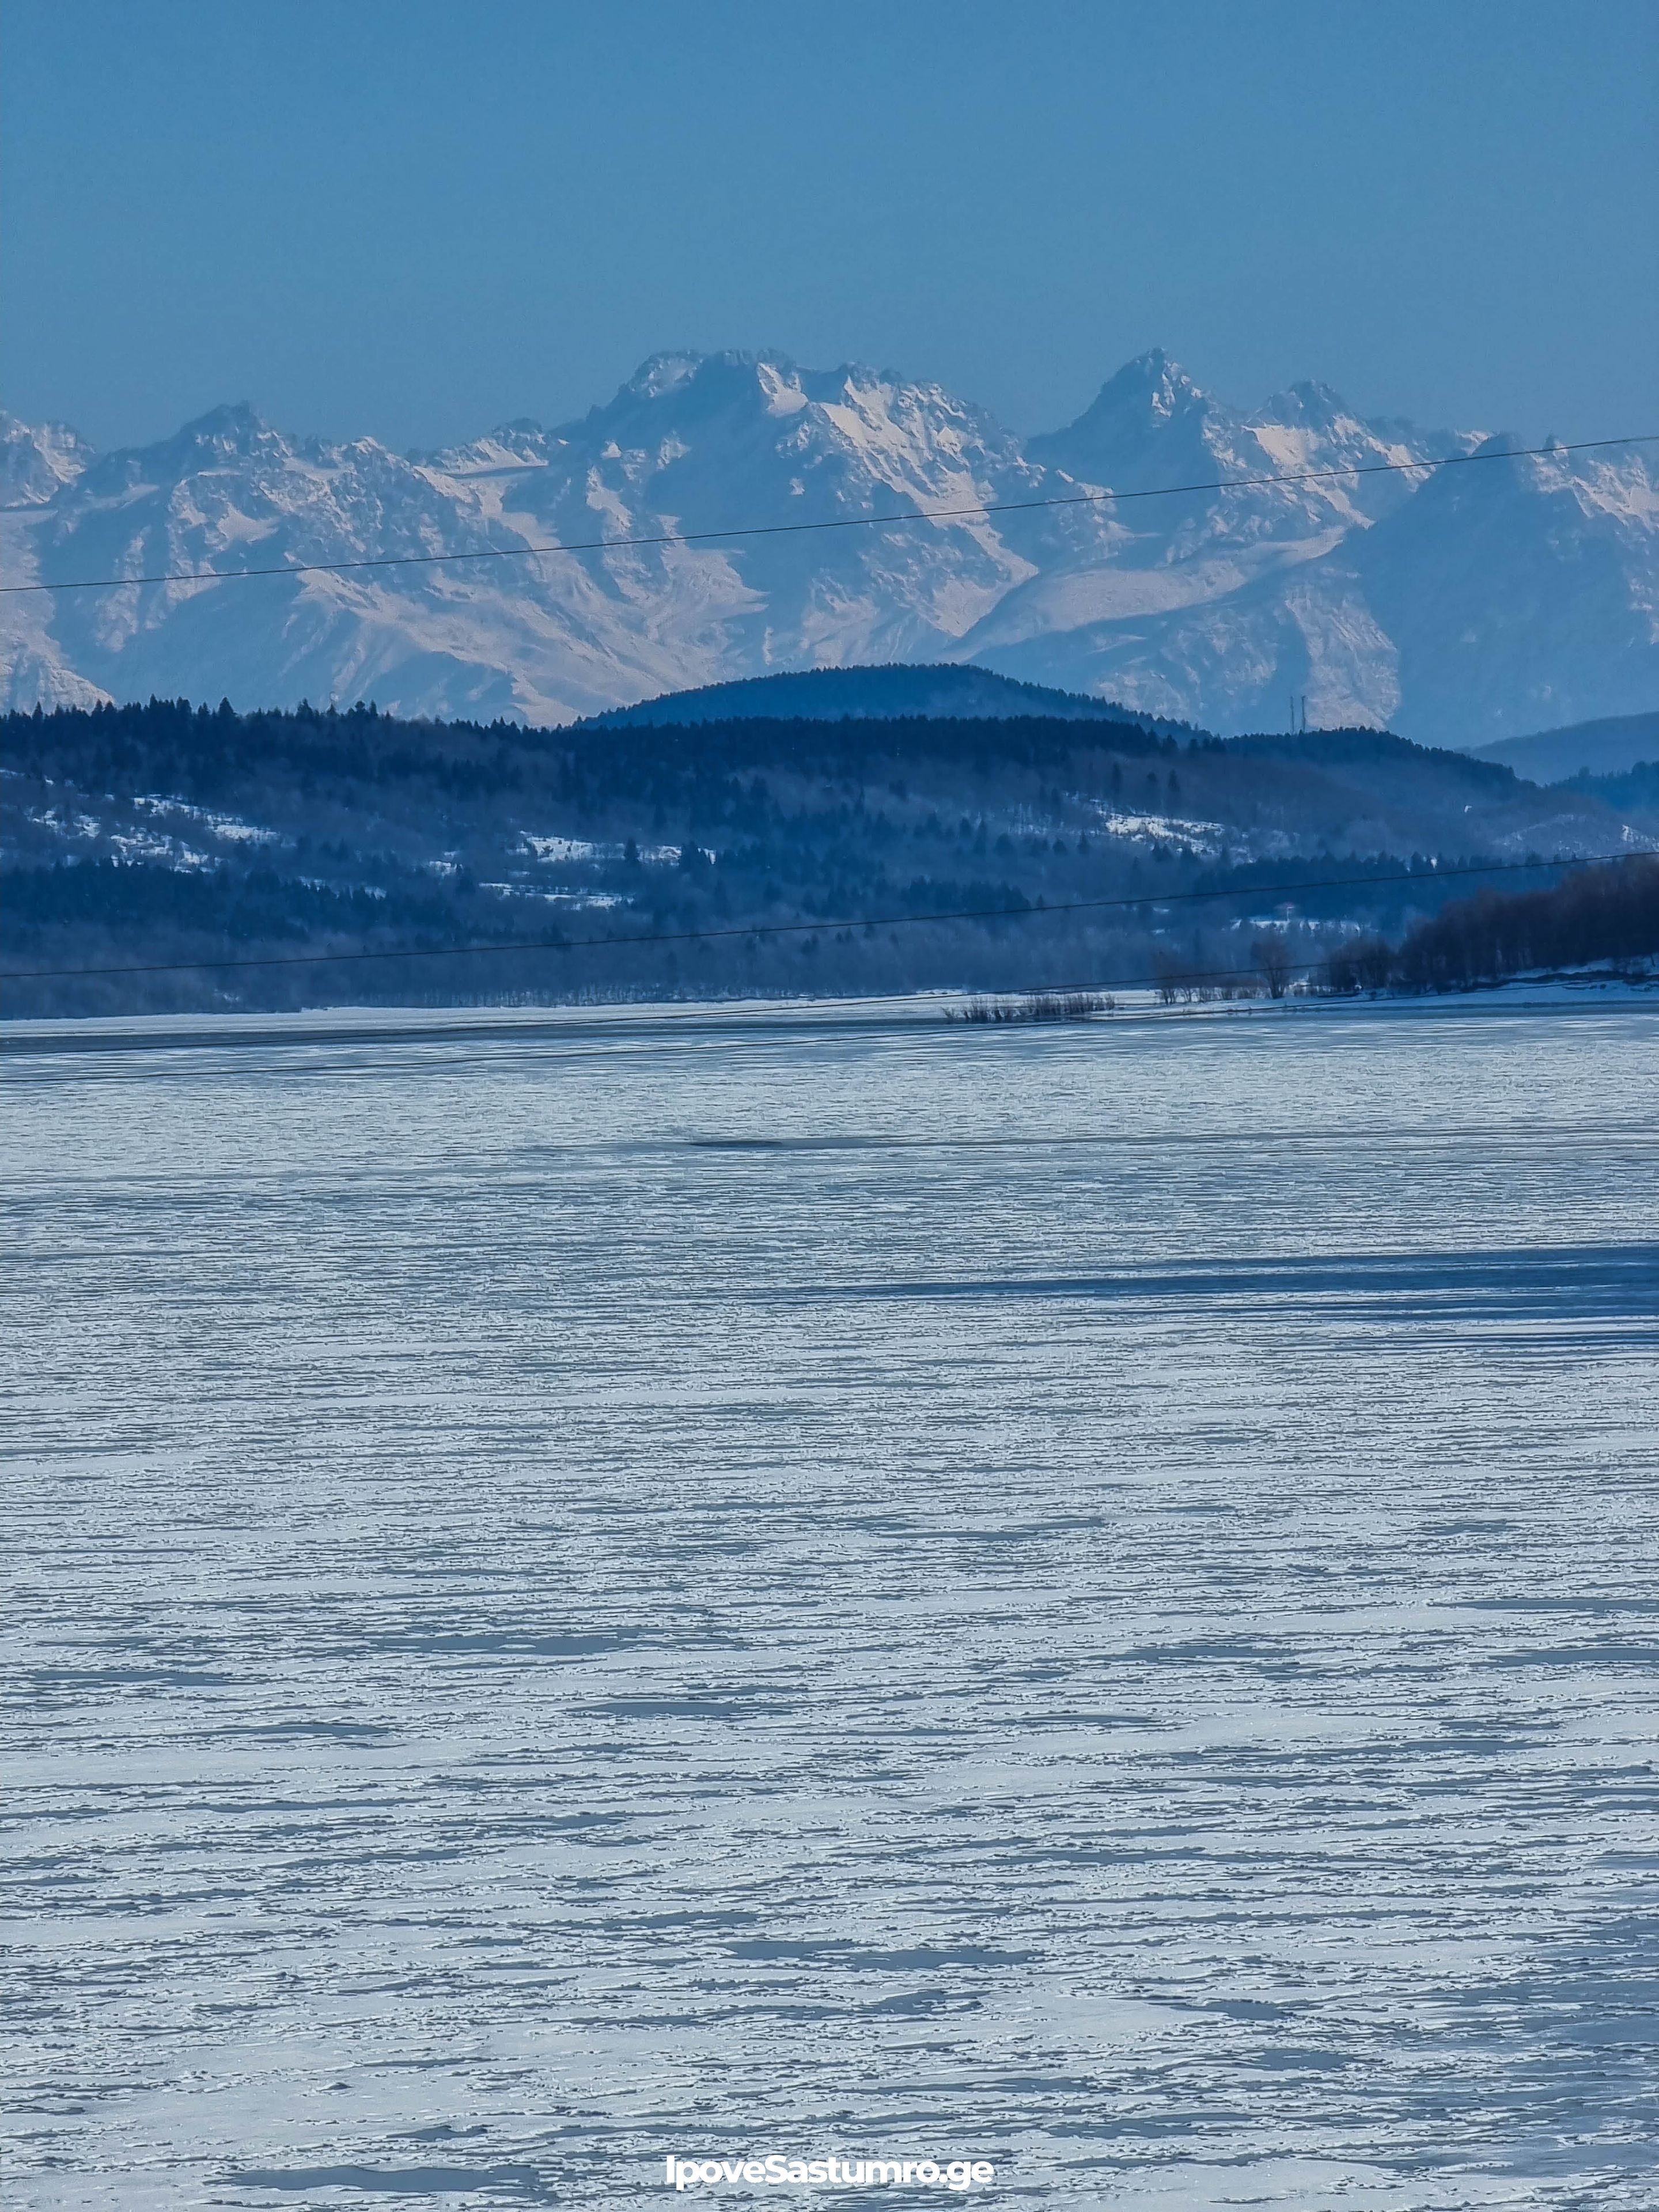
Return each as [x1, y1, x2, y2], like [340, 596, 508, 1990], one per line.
[2, 349, 1653, 742]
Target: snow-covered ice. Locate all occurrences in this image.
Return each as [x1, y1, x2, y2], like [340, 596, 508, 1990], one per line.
[3, 1000, 1657, 2208]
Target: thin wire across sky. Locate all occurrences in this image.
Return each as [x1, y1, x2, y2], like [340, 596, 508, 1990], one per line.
[3, 434, 1653, 599]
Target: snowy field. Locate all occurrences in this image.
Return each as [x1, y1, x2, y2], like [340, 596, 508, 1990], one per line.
[3, 999, 1658, 2209]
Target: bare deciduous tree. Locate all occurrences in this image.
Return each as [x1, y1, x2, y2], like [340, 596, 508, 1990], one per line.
[1252, 931, 1294, 998]
[1152, 950, 1184, 1005]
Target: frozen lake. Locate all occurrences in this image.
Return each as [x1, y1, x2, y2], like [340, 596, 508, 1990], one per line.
[4, 999, 1658, 2210]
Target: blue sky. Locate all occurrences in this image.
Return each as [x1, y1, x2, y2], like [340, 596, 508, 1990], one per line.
[5, 0, 1655, 452]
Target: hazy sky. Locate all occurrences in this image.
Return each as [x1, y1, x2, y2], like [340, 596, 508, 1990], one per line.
[5, 0, 1656, 453]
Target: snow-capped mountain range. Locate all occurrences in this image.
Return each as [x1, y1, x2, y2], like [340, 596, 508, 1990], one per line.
[2, 349, 1654, 744]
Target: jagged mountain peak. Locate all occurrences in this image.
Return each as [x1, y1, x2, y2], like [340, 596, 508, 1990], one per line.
[623, 349, 707, 401]
[0, 411, 95, 507]
[574, 349, 798, 442]
[51, 402, 301, 503]
[1104, 345, 1206, 410]
[1046, 349, 1215, 440]
[523, 349, 1031, 550]
[1255, 379, 1355, 431]
[586, 349, 964, 439]
[106, 402, 299, 483]
[173, 400, 275, 448]
[1, 349, 1650, 746]
[1025, 351, 1230, 489]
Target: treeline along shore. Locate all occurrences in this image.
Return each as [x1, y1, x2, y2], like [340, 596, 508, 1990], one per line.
[3, 694, 1655, 1016]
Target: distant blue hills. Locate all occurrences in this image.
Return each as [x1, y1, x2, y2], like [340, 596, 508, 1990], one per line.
[1473, 710, 1659, 784]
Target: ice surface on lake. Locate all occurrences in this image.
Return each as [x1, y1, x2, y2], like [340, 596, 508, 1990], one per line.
[3, 1002, 1658, 2209]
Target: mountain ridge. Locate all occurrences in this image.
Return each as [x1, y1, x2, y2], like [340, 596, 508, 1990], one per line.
[1474, 710, 1659, 783]
[3, 347, 1653, 744]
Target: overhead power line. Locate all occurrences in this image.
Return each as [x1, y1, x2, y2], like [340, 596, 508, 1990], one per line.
[3, 849, 1647, 986]
[3, 434, 1653, 599]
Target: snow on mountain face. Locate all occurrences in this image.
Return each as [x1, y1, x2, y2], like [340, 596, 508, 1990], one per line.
[1028, 350, 1471, 532]
[974, 354, 1486, 692]
[0, 414, 110, 711]
[975, 426, 1659, 747]
[0, 411, 94, 508]
[2, 353, 1653, 743]
[2, 356, 1116, 726]
[1351, 435, 1659, 745]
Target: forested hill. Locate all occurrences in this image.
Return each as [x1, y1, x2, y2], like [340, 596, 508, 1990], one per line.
[2, 695, 1647, 1017]
[579, 662, 1195, 733]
